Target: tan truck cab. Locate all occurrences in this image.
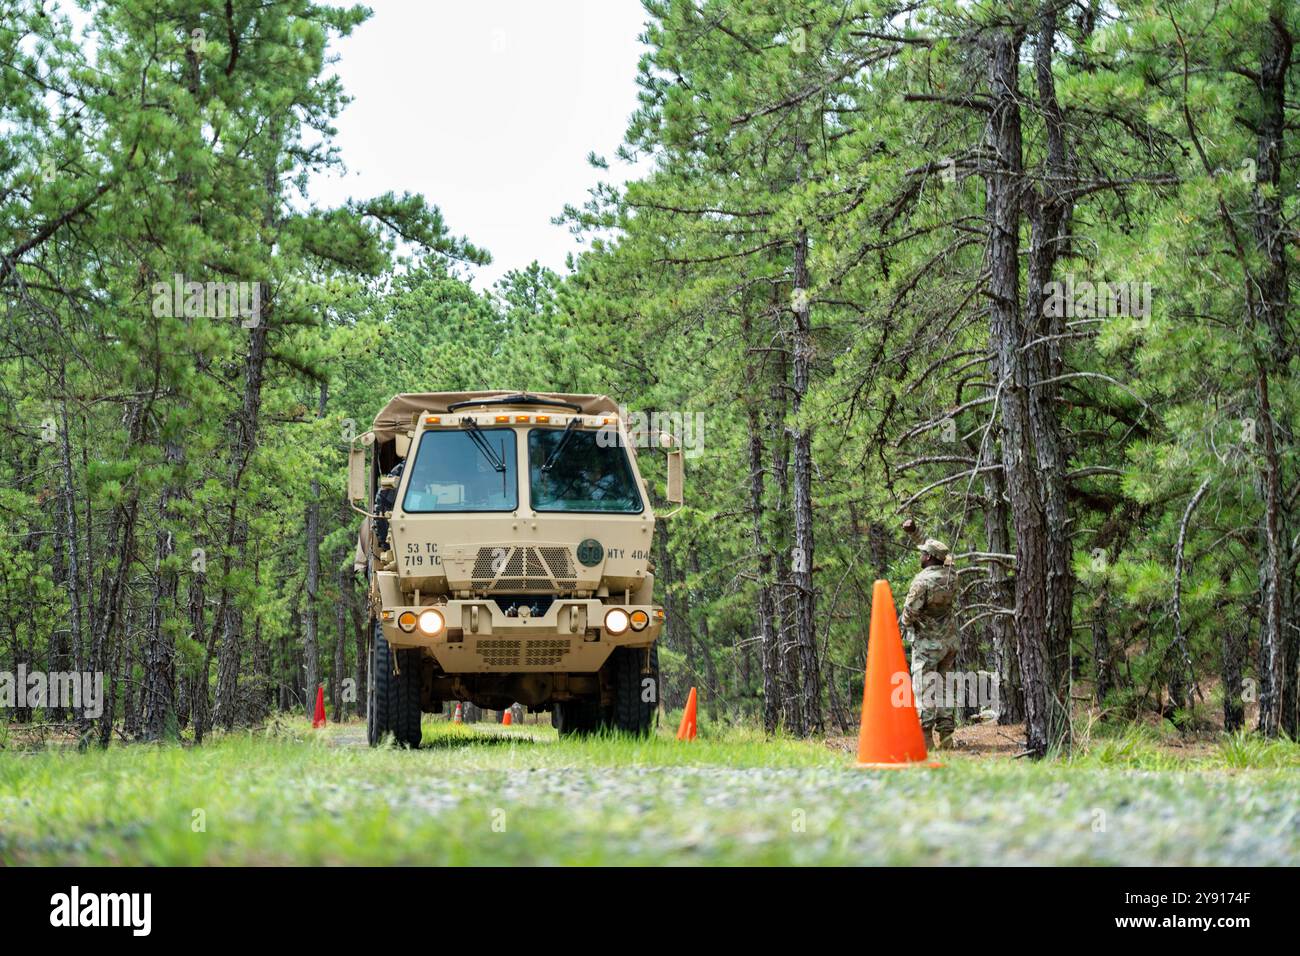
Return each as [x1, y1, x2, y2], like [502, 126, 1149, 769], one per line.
[350, 391, 683, 746]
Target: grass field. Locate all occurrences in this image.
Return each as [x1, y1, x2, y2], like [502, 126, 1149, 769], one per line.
[2, 719, 1298, 865]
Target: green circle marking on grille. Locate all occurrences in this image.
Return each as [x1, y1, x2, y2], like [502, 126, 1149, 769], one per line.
[576, 538, 604, 567]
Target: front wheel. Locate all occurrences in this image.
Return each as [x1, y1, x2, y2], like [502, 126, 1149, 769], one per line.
[367, 621, 422, 748]
[606, 644, 659, 736]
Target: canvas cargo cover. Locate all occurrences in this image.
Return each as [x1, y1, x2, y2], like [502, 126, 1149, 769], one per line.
[370, 391, 620, 443]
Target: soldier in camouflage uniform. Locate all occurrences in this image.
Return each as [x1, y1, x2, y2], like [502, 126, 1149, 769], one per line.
[900, 537, 959, 749]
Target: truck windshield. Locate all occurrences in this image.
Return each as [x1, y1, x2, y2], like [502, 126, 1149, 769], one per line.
[528, 428, 643, 513]
[402, 429, 517, 512]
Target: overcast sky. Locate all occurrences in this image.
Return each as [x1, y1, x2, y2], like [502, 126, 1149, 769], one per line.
[308, 0, 651, 288]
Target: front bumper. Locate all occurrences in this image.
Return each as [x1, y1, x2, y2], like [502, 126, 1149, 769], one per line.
[380, 598, 662, 674]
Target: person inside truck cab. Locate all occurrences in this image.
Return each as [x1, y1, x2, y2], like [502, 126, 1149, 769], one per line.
[373, 458, 404, 550]
[403, 429, 516, 512]
[403, 448, 461, 512]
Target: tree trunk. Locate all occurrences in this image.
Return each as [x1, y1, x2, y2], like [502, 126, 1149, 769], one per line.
[744, 321, 780, 734]
[333, 562, 348, 720]
[121, 641, 137, 739]
[87, 399, 146, 747]
[249, 584, 270, 725]
[186, 574, 206, 740]
[1222, 620, 1246, 733]
[654, 517, 685, 706]
[689, 547, 720, 721]
[1092, 583, 1114, 708]
[769, 342, 801, 734]
[142, 438, 184, 741]
[986, 27, 1055, 757]
[57, 388, 85, 726]
[212, 294, 271, 729]
[303, 489, 321, 715]
[1169, 476, 1211, 720]
[1250, 18, 1294, 737]
[303, 382, 328, 716]
[1022, 7, 1074, 749]
[213, 517, 249, 729]
[981, 434, 1022, 723]
[789, 158, 822, 735]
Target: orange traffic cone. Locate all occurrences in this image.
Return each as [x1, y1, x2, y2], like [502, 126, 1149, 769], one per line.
[676, 687, 698, 741]
[855, 579, 937, 768]
[502, 708, 513, 726]
[453, 702, 463, 724]
[312, 684, 326, 729]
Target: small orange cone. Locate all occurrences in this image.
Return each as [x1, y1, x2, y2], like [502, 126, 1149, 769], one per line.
[855, 580, 937, 768]
[676, 687, 698, 741]
[453, 702, 463, 724]
[502, 708, 513, 726]
[312, 684, 326, 729]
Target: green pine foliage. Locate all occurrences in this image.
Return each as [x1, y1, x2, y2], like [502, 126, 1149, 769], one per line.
[1, 0, 1296, 750]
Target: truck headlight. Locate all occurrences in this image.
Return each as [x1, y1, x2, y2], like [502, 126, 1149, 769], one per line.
[417, 609, 445, 636]
[629, 610, 649, 631]
[397, 611, 417, 633]
[604, 608, 630, 635]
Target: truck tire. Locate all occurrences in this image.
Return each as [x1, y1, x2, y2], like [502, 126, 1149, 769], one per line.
[606, 645, 659, 736]
[368, 622, 422, 748]
[553, 699, 602, 736]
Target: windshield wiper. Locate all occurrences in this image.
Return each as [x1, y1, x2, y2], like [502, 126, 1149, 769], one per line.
[541, 417, 581, 472]
[459, 417, 506, 472]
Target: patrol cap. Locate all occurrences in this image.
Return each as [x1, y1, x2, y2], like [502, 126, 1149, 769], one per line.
[918, 538, 950, 560]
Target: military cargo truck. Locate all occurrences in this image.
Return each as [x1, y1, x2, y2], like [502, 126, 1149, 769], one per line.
[349, 391, 683, 747]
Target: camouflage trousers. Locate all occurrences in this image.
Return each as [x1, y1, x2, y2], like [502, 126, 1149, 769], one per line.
[909, 636, 960, 740]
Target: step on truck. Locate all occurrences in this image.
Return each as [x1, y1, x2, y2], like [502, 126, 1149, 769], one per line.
[349, 391, 684, 747]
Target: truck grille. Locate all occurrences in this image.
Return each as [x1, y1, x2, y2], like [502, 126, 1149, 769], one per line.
[471, 546, 577, 593]
[476, 639, 571, 667]
[478, 640, 520, 666]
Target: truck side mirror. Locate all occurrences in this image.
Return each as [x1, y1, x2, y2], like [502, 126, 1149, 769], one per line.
[666, 449, 684, 505]
[347, 445, 367, 504]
